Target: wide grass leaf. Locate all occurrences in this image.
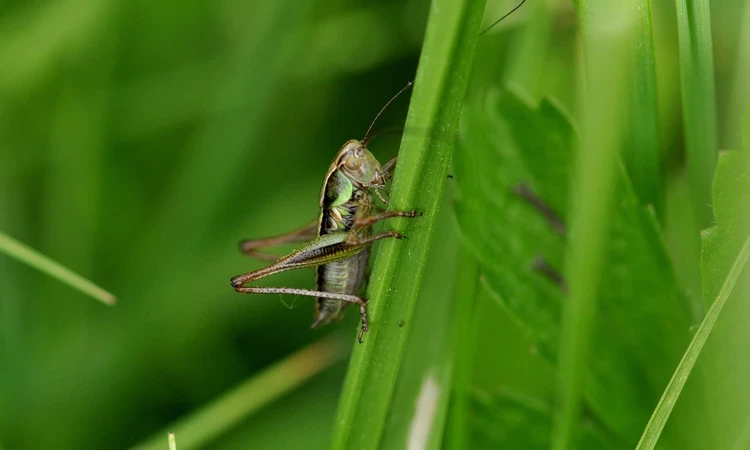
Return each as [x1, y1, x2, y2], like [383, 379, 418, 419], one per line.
[454, 87, 693, 445]
[695, 149, 750, 449]
[469, 388, 617, 449]
[636, 149, 750, 449]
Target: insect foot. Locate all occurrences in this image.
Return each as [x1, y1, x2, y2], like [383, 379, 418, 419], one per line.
[230, 276, 244, 289]
[358, 299, 370, 343]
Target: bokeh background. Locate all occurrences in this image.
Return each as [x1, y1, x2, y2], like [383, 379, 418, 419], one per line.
[0, 0, 748, 449]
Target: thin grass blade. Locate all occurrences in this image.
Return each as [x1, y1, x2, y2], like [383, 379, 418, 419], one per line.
[132, 335, 346, 450]
[552, 3, 636, 448]
[0, 231, 115, 305]
[636, 233, 750, 449]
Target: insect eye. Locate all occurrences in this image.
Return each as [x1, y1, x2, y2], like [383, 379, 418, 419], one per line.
[345, 156, 362, 170]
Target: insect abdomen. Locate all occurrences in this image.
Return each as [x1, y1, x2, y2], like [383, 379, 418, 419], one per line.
[312, 246, 369, 328]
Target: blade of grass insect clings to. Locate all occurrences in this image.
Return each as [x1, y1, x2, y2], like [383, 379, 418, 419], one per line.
[132, 334, 346, 450]
[330, 0, 488, 449]
[377, 193, 463, 450]
[0, 231, 116, 306]
[674, 0, 718, 229]
[552, 3, 636, 449]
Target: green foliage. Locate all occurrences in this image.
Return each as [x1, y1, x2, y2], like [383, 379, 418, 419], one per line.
[637, 150, 750, 450]
[455, 88, 692, 446]
[1, 0, 748, 449]
[701, 151, 750, 301]
[135, 335, 346, 450]
[674, 0, 719, 228]
[469, 388, 616, 449]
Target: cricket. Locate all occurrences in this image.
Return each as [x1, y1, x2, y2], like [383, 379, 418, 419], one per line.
[230, 82, 420, 343]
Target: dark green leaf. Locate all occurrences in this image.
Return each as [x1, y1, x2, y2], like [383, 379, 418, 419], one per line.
[455, 87, 693, 444]
[468, 388, 619, 449]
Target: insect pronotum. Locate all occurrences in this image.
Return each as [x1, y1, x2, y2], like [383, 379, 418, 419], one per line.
[230, 82, 419, 343]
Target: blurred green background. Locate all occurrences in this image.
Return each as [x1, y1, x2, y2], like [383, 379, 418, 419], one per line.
[0, 0, 748, 449]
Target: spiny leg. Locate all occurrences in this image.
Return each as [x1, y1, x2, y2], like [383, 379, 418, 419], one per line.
[234, 286, 370, 343]
[239, 220, 318, 261]
[373, 188, 390, 204]
[232, 231, 375, 342]
[232, 232, 360, 288]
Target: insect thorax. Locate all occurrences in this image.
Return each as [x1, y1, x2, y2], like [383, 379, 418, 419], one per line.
[319, 170, 370, 235]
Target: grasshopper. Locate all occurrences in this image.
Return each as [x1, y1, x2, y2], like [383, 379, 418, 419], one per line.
[230, 82, 419, 343]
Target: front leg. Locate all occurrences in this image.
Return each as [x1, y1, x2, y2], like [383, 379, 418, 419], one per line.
[381, 156, 397, 178]
[370, 156, 398, 203]
[354, 209, 421, 229]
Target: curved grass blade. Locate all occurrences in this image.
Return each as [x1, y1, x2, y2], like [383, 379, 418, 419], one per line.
[0, 230, 115, 305]
[132, 335, 346, 450]
[635, 234, 750, 449]
[330, 0, 488, 448]
[637, 149, 750, 448]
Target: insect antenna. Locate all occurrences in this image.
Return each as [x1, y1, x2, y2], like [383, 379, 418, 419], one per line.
[361, 81, 414, 146]
[479, 0, 527, 36]
[363, 126, 405, 145]
[360, 0, 525, 145]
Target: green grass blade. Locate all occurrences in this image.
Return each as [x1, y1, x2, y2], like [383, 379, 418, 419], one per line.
[552, 4, 636, 449]
[625, 0, 662, 217]
[574, 0, 662, 217]
[132, 335, 346, 450]
[636, 234, 750, 449]
[330, 1, 487, 448]
[505, 0, 552, 99]
[0, 230, 115, 305]
[168, 433, 176, 450]
[444, 249, 481, 450]
[723, 2, 750, 149]
[674, 0, 719, 227]
[377, 195, 462, 450]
